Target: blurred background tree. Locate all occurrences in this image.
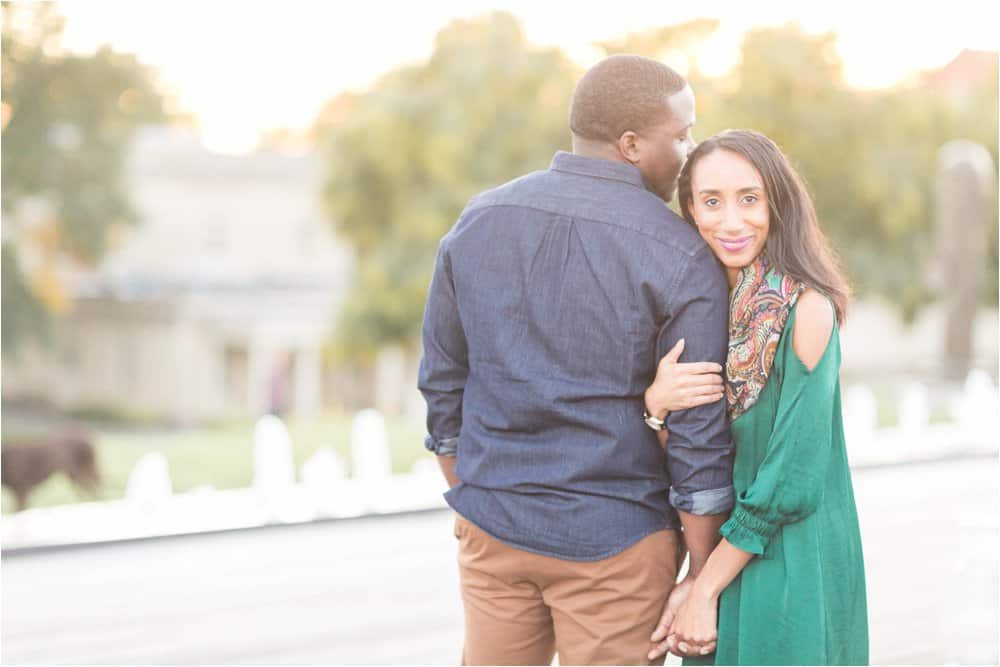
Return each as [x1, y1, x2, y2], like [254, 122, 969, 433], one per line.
[1, 1, 165, 352]
[318, 12, 578, 361]
[0, 6, 994, 511]
[597, 18, 719, 58]
[689, 25, 998, 320]
[320, 13, 996, 351]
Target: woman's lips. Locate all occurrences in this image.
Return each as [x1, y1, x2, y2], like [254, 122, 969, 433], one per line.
[716, 236, 753, 253]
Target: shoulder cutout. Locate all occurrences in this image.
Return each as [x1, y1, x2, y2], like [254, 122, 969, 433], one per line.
[792, 289, 835, 371]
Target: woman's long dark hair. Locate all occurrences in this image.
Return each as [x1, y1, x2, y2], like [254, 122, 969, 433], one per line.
[678, 129, 851, 325]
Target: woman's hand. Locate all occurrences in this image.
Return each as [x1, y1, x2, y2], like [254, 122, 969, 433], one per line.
[645, 339, 725, 417]
[666, 584, 718, 658]
[649, 576, 693, 661]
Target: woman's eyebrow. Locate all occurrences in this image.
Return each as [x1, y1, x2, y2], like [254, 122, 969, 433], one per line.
[697, 185, 762, 195]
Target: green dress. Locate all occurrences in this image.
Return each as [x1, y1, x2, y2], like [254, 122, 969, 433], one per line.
[688, 304, 869, 666]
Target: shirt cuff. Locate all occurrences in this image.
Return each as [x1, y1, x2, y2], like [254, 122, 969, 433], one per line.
[424, 434, 459, 457]
[719, 504, 778, 556]
[669, 485, 734, 515]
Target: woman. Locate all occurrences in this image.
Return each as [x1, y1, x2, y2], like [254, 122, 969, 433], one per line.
[644, 130, 868, 665]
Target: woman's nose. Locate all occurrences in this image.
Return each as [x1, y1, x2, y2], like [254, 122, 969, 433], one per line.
[720, 204, 744, 232]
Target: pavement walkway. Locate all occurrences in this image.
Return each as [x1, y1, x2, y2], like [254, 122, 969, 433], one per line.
[2, 456, 997, 665]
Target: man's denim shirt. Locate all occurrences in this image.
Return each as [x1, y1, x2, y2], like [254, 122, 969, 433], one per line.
[418, 151, 734, 561]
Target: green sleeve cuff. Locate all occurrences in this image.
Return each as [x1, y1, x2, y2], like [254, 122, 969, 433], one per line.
[719, 504, 779, 556]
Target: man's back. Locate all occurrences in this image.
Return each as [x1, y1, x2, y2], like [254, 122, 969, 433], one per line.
[420, 151, 732, 560]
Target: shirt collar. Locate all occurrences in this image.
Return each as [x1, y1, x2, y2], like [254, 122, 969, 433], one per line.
[549, 151, 648, 191]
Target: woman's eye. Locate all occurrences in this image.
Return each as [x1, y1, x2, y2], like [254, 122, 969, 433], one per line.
[742, 195, 758, 204]
[704, 198, 719, 207]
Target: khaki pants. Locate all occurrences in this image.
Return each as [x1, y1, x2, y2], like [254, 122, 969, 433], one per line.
[455, 514, 678, 666]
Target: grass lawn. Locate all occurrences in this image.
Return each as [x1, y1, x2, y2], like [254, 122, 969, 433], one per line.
[3, 382, 958, 514]
[1, 412, 433, 514]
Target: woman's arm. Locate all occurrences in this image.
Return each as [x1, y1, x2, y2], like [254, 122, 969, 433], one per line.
[644, 339, 725, 418]
[664, 538, 754, 656]
[689, 538, 755, 600]
[664, 290, 837, 657]
[718, 290, 836, 556]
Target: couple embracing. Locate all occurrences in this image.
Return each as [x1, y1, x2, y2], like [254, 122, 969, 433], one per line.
[419, 55, 868, 666]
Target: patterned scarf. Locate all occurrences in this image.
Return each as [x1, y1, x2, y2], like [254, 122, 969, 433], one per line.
[726, 255, 805, 421]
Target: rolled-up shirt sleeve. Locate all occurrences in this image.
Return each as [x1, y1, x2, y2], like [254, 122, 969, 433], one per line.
[659, 245, 735, 515]
[418, 234, 468, 457]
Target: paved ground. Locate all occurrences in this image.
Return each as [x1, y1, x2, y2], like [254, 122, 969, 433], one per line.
[2, 456, 997, 665]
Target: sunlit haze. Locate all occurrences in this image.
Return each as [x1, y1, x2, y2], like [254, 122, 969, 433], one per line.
[54, 0, 998, 154]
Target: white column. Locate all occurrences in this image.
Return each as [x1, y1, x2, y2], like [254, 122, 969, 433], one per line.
[171, 318, 198, 425]
[293, 346, 322, 416]
[246, 338, 268, 416]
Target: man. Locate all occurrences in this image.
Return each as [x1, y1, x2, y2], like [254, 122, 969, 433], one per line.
[419, 55, 733, 666]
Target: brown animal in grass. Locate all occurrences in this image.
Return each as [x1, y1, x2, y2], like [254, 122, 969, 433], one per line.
[1, 432, 102, 512]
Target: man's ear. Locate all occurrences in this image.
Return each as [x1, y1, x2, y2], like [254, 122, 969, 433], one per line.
[617, 130, 640, 164]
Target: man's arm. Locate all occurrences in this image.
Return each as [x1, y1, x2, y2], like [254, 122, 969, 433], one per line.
[677, 512, 727, 576]
[649, 246, 733, 660]
[657, 246, 734, 550]
[417, 235, 469, 486]
[655, 435, 728, 575]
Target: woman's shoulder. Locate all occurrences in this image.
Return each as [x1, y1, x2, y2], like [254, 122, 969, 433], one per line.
[790, 288, 835, 372]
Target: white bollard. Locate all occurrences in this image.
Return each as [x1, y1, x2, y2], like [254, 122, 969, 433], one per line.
[252, 414, 296, 491]
[898, 382, 930, 434]
[351, 409, 392, 482]
[301, 447, 347, 489]
[959, 370, 1000, 448]
[125, 452, 173, 507]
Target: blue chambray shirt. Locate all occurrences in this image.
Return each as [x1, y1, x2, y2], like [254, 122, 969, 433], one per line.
[418, 151, 734, 561]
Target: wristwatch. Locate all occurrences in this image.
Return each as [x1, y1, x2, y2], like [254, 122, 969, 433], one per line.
[643, 407, 668, 431]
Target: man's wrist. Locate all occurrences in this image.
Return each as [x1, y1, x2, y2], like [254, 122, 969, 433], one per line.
[642, 391, 669, 431]
[436, 453, 460, 488]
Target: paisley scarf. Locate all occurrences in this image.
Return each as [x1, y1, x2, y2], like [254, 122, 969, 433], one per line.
[726, 255, 805, 421]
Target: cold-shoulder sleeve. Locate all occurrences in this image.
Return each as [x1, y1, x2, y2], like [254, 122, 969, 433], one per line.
[720, 309, 840, 556]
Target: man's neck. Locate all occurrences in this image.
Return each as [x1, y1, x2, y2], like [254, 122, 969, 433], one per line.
[571, 135, 627, 164]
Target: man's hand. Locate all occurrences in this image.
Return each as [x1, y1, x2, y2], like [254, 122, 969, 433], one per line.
[665, 583, 718, 658]
[436, 454, 459, 488]
[649, 577, 694, 661]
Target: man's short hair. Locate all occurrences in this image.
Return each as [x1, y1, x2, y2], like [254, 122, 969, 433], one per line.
[569, 55, 688, 143]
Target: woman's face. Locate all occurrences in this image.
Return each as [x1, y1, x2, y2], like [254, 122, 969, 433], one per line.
[688, 149, 770, 281]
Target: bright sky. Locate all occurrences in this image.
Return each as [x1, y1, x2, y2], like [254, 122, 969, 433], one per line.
[55, 0, 998, 154]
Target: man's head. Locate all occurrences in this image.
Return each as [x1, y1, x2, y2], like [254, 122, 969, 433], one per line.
[570, 55, 696, 202]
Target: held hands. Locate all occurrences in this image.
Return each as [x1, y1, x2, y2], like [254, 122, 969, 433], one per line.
[644, 339, 725, 417]
[667, 582, 718, 658]
[649, 577, 693, 661]
[649, 577, 718, 661]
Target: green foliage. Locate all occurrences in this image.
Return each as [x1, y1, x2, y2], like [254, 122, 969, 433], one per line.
[320, 15, 997, 350]
[597, 19, 720, 58]
[319, 12, 578, 356]
[691, 26, 998, 319]
[1, 244, 50, 350]
[1, 2, 165, 353]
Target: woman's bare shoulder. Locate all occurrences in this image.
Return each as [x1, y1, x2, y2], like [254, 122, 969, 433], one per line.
[792, 288, 834, 371]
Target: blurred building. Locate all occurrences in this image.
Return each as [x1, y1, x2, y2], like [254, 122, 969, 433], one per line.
[2, 127, 353, 424]
[922, 49, 998, 100]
